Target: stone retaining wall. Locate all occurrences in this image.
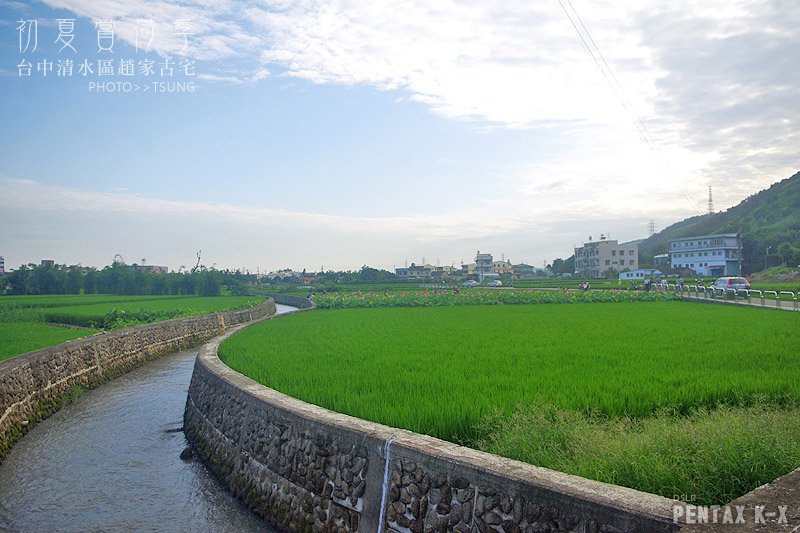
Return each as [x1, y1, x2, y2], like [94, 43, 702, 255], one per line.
[267, 293, 316, 309]
[0, 299, 275, 462]
[184, 311, 683, 533]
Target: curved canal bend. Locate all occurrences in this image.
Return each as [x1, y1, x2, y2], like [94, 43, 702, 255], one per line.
[0, 305, 296, 532]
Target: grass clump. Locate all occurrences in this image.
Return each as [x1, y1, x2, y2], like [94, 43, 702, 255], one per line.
[476, 400, 800, 505]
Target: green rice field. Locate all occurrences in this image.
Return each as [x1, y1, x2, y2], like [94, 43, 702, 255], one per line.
[38, 296, 263, 328]
[219, 302, 800, 504]
[0, 294, 264, 360]
[0, 323, 101, 362]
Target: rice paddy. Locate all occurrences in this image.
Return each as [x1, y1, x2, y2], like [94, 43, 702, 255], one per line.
[219, 301, 800, 504]
[0, 323, 101, 362]
[0, 294, 264, 360]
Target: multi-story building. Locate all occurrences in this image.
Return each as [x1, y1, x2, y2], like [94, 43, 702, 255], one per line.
[40, 259, 55, 268]
[0, 256, 4, 275]
[492, 260, 513, 276]
[574, 236, 639, 278]
[475, 252, 495, 281]
[669, 233, 742, 276]
[431, 265, 456, 280]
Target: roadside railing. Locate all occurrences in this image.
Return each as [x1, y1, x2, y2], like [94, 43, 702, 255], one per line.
[672, 284, 798, 310]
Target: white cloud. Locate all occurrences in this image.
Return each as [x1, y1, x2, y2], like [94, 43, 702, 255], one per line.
[0, 178, 528, 239]
[41, 0, 798, 198]
[249, 1, 659, 128]
[20, 0, 799, 269]
[0, 178, 655, 271]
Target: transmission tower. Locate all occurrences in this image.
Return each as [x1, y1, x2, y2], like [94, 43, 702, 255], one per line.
[708, 186, 714, 215]
[647, 220, 655, 237]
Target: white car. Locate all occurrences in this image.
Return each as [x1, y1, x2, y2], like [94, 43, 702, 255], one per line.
[712, 277, 751, 290]
[486, 280, 503, 287]
[462, 280, 479, 287]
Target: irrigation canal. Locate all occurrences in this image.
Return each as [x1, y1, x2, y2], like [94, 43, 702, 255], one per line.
[0, 305, 297, 532]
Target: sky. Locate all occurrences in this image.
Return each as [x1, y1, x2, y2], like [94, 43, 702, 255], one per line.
[0, 0, 797, 273]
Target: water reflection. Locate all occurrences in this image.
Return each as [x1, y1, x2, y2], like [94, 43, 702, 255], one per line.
[0, 305, 294, 533]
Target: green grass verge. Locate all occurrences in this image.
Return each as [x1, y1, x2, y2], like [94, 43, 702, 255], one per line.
[0, 323, 100, 362]
[219, 302, 800, 504]
[477, 401, 800, 506]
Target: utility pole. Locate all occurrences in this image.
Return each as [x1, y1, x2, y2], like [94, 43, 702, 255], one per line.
[737, 230, 743, 275]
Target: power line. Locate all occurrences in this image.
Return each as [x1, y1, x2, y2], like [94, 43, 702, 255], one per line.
[555, 0, 703, 213]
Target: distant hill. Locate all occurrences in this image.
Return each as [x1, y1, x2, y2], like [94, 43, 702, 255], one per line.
[638, 171, 800, 274]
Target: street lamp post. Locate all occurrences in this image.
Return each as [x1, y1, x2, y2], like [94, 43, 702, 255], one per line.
[765, 246, 771, 271]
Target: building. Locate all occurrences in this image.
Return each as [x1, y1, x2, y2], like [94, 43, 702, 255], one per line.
[512, 263, 552, 279]
[653, 254, 670, 268]
[431, 265, 457, 280]
[475, 252, 496, 281]
[40, 259, 55, 268]
[132, 264, 169, 274]
[574, 236, 639, 278]
[492, 260, 513, 276]
[395, 263, 434, 279]
[0, 256, 4, 276]
[619, 269, 663, 281]
[267, 268, 297, 280]
[512, 263, 536, 279]
[669, 233, 742, 276]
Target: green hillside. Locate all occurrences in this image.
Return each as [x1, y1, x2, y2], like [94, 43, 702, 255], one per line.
[639, 171, 800, 273]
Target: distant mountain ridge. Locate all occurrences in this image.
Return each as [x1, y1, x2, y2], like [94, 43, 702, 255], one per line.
[638, 171, 800, 274]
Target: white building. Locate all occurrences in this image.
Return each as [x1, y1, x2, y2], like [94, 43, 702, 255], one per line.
[475, 252, 496, 281]
[669, 234, 742, 276]
[574, 236, 639, 278]
[619, 269, 663, 280]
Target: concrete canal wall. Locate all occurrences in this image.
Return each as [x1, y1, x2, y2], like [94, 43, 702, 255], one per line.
[0, 299, 276, 462]
[184, 305, 684, 533]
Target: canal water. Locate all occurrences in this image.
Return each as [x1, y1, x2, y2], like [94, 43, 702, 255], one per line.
[0, 305, 295, 533]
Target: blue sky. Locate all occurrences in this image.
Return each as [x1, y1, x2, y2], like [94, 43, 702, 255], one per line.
[1, 0, 798, 272]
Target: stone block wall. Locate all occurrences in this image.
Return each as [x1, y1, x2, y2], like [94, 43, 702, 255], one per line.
[0, 299, 275, 462]
[184, 312, 682, 533]
[267, 293, 316, 309]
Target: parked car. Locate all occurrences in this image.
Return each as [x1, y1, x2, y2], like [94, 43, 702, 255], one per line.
[462, 280, 479, 287]
[712, 277, 751, 290]
[486, 280, 503, 287]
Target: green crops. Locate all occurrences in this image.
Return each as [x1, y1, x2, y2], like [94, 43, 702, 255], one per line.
[219, 302, 800, 504]
[0, 294, 263, 359]
[0, 323, 100, 362]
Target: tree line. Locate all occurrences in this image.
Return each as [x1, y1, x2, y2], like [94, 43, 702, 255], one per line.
[1, 262, 255, 296]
